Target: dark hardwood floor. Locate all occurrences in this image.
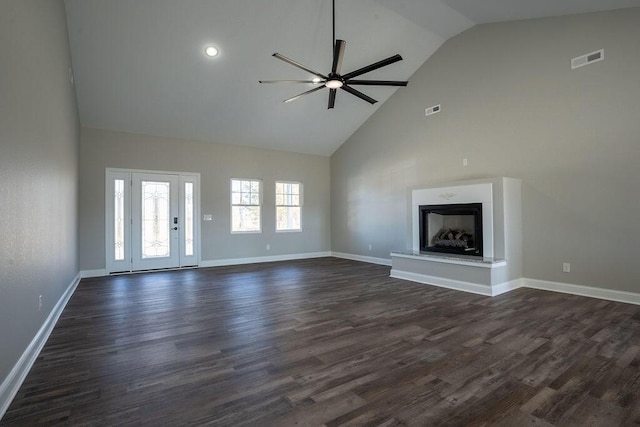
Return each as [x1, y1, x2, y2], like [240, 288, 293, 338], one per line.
[3, 257, 640, 426]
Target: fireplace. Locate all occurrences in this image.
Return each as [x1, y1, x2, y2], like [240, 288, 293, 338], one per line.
[393, 178, 522, 296]
[419, 203, 483, 257]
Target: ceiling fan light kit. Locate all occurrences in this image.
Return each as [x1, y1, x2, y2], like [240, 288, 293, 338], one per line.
[325, 79, 343, 89]
[259, 0, 408, 109]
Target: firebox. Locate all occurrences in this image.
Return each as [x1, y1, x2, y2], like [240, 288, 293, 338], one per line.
[419, 203, 483, 257]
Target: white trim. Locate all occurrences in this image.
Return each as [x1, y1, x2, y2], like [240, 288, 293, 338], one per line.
[275, 180, 303, 233]
[0, 273, 81, 420]
[230, 178, 263, 234]
[105, 168, 202, 273]
[105, 170, 131, 274]
[524, 278, 640, 306]
[107, 167, 200, 175]
[492, 278, 524, 296]
[331, 252, 392, 266]
[180, 175, 201, 266]
[386, 268, 640, 304]
[390, 269, 493, 296]
[200, 251, 331, 268]
[390, 269, 523, 297]
[80, 269, 107, 278]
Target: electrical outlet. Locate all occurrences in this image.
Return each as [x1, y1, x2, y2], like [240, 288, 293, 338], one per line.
[563, 263, 571, 273]
[266, 244, 270, 250]
[38, 295, 43, 311]
[463, 158, 468, 167]
[368, 244, 372, 251]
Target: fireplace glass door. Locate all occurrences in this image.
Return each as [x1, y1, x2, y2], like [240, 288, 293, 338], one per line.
[419, 203, 483, 256]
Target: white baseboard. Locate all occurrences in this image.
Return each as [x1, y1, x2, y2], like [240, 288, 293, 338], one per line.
[331, 252, 392, 266]
[389, 270, 524, 297]
[390, 269, 493, 296]
[81, 253, 333, 275]
[80, 269, 106, 278]
[492, 278, 524, 296]
[524, 278, 640, 306]
[0, 272, 81, 420]
[387, 270, 640, 305]
[200, 251, 332, 268]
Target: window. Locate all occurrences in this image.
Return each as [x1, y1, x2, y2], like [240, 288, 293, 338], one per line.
[276, 181, 302, 231]
[231, 179, 261, 233]
[184, 181, 194, 256]
[114, 178, 125, 260]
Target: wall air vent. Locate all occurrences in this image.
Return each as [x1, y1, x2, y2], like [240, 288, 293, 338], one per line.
[425, 104, 441, 117]
[571, 49, 604, 70]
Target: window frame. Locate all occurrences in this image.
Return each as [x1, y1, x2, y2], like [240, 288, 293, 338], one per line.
[275, 180, 303, 232]
[230, 178, 263, 234]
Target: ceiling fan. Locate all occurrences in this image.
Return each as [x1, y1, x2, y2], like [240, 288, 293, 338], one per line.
[259, 0, 408, 109]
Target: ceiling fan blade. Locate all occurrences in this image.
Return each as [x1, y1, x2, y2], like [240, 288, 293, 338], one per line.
[346, 79, 408, 87]
[328, 89, 337, 109]
[341, 54, 403, 80]
[331, 40, 346, 75]
[273, 53, 327, 80]
[283, 85, 325, 103]
[259, 80, 320, 84]
[341, 85, 377, 104]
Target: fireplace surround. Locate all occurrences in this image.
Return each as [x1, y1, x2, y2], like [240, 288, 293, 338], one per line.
[391, 177, 522, 296]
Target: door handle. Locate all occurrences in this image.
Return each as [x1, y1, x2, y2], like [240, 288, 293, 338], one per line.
[172, 227, 178, 231]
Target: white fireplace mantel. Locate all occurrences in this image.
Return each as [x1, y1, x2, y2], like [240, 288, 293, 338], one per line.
[391, 177, 522, 297]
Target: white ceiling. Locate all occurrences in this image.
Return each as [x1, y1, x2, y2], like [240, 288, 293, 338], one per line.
[64, 0, 640, 156]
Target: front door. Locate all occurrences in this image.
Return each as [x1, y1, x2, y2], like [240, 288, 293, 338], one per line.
[106, 169, 200, 273]
[131, 173, 180, 271]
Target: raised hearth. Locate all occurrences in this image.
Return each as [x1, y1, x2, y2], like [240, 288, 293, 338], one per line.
[393, 250, 505, 268]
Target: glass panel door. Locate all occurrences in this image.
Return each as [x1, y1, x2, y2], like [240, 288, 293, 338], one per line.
[131, 173, 180, 270]
[141, 180, 171, 258]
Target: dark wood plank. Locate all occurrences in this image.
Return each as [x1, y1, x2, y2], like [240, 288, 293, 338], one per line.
[2, 257, 640, 426]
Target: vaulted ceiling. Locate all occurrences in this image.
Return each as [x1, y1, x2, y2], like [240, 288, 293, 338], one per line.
[64, 0, 640, 156]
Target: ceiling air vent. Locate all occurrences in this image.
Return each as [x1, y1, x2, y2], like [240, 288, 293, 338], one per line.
[571, 49, 604, 70]
[425, 104, 441, 117]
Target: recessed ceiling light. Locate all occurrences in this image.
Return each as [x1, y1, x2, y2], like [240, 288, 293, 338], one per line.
[204, 46, 219, 57]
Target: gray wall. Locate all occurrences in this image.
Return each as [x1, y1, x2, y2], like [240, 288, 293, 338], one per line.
[331, 8, 640, 292]
[79, 128, 331, 270]
[0, 0, 79, 381]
